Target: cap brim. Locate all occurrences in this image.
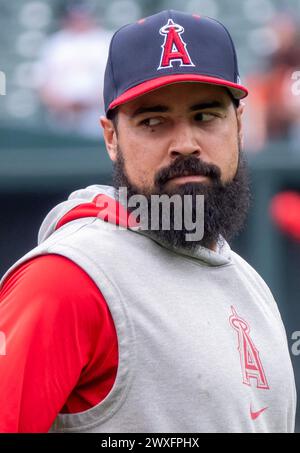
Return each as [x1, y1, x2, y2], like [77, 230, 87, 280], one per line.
[108, 74, 248, 111]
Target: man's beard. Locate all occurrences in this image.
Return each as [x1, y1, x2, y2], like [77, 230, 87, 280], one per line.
[112, 144, 251, 251]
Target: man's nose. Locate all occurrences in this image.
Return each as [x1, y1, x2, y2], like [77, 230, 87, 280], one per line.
[168, 122, 201, 159]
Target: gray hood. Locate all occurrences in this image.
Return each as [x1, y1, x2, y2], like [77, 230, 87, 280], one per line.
[38, 184, 232, 267]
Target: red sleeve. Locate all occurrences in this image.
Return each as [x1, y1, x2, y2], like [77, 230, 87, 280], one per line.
[0, 254, 118, 433]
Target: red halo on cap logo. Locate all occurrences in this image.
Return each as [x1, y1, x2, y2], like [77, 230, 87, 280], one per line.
[158, 19, 195, 70]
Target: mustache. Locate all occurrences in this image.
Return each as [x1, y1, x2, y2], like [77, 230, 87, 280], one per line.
[154, 156, 222, 189]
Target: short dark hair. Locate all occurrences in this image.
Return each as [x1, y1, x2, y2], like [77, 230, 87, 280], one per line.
[107, 107, 119, 131]
[227, 89, 240, 108]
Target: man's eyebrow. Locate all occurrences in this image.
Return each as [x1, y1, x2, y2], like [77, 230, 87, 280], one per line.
[190, 100, 226, 111]
[131, 105, 169, 118]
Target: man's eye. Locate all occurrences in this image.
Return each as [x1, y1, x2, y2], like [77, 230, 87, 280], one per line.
[194, 112, 215, 122]
[141, 118, 162, 127]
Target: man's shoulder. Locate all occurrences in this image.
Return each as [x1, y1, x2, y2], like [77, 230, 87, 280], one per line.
[1, 254, 99, 300]
[230, 249, 275, 302]
[0, 253, 110, 330]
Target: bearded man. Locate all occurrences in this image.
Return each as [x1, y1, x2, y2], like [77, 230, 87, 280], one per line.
[0, 10, 296, 433]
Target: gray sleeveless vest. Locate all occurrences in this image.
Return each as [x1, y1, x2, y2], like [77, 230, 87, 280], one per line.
[1, 185, 296, 433]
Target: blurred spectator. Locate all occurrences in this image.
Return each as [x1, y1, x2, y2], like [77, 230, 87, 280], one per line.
[244, 13, 300, 152]
[35, 1, 112, 138]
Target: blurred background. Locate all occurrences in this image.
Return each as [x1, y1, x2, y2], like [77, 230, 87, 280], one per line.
[0, 0, 300, 431]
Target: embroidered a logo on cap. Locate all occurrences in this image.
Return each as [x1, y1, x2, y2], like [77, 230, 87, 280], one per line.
[229, 306, 269, 390]
[158, 19, 195, 70]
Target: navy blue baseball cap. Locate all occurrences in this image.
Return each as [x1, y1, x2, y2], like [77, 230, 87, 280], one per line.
[104, 10, 248, 115]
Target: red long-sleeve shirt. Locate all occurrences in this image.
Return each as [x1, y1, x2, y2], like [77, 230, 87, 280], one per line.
[0, 253, 118, 433]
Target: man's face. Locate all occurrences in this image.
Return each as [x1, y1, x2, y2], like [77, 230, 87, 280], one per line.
[101, 82, 250, 250]
[103, 83, 242, 191]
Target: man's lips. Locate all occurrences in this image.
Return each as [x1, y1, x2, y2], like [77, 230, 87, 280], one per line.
[166, 174, 210, 186]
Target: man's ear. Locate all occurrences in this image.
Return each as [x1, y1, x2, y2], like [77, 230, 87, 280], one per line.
[100, 116, 118, 161]
[236, 101, 245, 149]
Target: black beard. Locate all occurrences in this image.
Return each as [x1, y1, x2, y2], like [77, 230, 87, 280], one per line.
[112, 146, 251, 251]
